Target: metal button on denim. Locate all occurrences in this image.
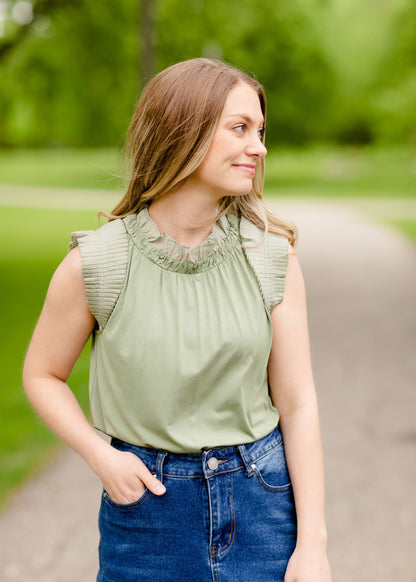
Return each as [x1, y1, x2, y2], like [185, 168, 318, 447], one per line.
[207, 457, 219, 470]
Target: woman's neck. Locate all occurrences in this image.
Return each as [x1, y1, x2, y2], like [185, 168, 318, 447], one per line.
[148, 188, 220, 248]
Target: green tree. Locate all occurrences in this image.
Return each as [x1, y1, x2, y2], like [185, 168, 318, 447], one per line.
[2, 0, 414, 147]
[0, 0, 140, 146]
[0, 0, 338, 146]
[156, 0, 337, 144]
[369, 0, 416, 143]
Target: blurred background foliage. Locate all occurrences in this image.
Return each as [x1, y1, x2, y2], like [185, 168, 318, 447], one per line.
[0, 0, 415, 148]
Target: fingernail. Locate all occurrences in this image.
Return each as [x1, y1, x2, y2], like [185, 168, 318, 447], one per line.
[155, 483, 166, 494]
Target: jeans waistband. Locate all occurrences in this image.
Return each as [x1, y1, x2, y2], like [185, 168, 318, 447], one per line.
[111, 425, 283, 479]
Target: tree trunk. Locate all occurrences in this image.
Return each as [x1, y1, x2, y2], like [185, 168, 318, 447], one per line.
[140, 0, 156, 91]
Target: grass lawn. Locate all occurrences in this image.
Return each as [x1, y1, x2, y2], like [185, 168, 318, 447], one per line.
[0, 147, 125, 191]
[1, 144, 415, 198]
[264, 144, 416, 198]
[387, 219, 416, 243]
[0, 207, 100, 509]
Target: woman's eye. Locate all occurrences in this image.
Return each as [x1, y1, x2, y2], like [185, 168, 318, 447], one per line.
[233, 124, 265, 140]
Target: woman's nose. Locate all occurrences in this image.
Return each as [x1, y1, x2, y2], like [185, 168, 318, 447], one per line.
[247, 135, 267, 158]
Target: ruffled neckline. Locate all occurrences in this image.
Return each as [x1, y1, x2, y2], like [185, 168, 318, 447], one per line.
[123, 206, 240, 274]
[137, 206, 230, 262]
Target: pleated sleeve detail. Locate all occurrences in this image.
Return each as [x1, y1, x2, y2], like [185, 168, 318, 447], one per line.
[240, 217, 289, 312]
[69, 219, 129, 330]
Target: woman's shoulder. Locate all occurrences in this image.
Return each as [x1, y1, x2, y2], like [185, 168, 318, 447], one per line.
[48, 246, 88, 315]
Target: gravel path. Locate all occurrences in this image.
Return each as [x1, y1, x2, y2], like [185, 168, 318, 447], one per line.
[1, 199, 415, 581]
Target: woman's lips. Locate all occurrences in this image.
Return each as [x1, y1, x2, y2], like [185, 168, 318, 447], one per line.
[232, 164, 256, 176]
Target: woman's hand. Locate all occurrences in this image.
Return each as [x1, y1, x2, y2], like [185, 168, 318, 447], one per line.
[284, 544, 332, 582]
[91, 446, 166, 504]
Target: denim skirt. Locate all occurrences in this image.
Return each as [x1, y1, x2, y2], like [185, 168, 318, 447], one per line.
[97, 425, 297, 582]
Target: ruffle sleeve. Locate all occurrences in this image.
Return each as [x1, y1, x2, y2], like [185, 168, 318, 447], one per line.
[69, 219, 129, 330]
[240, 217, 289, 312]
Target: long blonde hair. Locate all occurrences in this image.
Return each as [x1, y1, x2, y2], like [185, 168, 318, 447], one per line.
[109, 58, 297, 246]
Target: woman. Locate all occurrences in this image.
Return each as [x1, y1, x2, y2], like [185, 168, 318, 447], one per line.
[23, 58, 332, 582]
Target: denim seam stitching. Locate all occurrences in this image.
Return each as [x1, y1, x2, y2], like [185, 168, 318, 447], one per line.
[209, 473, 236, 557]
[248, 439, 283, 467]
[158, 441, 282, 478]
[252, 465, 292, 492]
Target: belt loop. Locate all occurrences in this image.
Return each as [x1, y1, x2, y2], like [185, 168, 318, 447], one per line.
[237, 444, 254, 477]
[156, 451, 168, 482]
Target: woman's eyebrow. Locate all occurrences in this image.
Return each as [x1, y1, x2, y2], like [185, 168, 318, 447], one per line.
[225, 113, 265, 125]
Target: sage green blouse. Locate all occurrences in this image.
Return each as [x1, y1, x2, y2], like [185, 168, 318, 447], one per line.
[71, 207, 289, 453]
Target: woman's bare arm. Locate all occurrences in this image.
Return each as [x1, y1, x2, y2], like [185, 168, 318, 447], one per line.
[23, 247, 166, 502]
[268, 249, 332, 582]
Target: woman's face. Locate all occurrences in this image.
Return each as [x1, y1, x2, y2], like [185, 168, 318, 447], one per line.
[189, 82, 267, 200]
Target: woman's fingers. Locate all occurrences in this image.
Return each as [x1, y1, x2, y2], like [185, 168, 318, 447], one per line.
[94, 447, 166, 503]
[134, 455, 166, 496]
[142, 473, 166, 495]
